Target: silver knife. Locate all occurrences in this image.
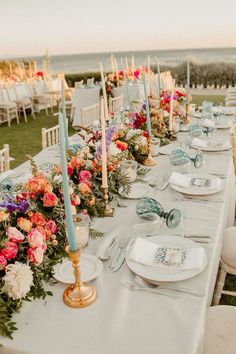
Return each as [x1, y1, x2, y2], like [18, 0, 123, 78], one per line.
[111, 238, 135, 272]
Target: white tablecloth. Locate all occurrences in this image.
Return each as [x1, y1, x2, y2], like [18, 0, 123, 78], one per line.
[71, 87, 100, 127]
[113, 84, 145, 106]
[0, 129, 235, 354]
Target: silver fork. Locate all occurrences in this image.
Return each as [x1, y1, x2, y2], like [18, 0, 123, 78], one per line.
[135, 276, 205, 297]
[120, 278, 177, 298]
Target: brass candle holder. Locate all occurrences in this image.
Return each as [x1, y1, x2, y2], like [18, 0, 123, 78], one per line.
[101, 187, 114, 217]
[184, 103, 191, 125]
[143, 136, 157, 166]
[168, 129, 175, 141]
[63, 246, 96, 308]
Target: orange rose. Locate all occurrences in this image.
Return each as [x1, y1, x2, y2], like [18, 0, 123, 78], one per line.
[17, 217, 32, 232]
[78, 182, 91, 195]
[0, 210, 9, 222]
[43, 192, 58, 207]
[29, 212, 46, 226]
[26, 174, 48, 193]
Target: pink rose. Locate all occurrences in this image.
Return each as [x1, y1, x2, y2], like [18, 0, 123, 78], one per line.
[27, 229, 44, 248]
[6, 227, 25, 243]
[27, 247, 44, 264]
[45, 220, 57, 233]
[0, 254, 7, 270]
[79, 170, 92, 181]
[1, 242, 18, 260]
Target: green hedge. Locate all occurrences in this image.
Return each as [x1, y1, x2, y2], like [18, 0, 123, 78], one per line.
[65, 62, 236, 88]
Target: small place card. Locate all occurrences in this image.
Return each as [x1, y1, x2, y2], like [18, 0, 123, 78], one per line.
[154, 247, 187, 267]
[191, 178, 210, 187]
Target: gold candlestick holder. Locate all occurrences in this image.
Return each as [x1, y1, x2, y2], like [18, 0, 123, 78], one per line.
[63, 246, 96, 308]
[101, 187, 114, 217]
[143, 136, 157, 166]
[184, 103, 191, 125]
[168, 129, 175, 141]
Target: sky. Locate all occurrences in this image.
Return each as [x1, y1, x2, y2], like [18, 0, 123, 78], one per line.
[0, 0, 236, 57]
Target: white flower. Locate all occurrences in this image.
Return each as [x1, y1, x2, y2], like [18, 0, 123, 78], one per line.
[126, 129, 137, 140]
[2, 262, 33, 300]
[109, 142, 121, 156]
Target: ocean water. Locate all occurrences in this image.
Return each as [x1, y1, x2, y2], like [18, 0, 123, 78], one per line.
[15, 47, 236, 74]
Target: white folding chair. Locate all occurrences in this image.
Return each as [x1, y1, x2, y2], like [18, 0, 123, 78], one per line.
[86, 77, 94, 87]
[41, 125, 60, 149]
[75, 80, 84, 89]
[0, 86, 19, 127]
[109, 94, 124, 113]
[80, 103, 99, 127]
[0, 144, 10, 173]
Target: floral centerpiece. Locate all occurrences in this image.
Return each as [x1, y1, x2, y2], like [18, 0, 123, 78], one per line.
[159, 88, 189, 123]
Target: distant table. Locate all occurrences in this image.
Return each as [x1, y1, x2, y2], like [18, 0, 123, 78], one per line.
[113, 84, 145, 106]
[71, 87, 100, 127]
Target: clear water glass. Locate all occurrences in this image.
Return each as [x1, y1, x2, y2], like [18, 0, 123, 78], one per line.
[120, 160, 137, 182]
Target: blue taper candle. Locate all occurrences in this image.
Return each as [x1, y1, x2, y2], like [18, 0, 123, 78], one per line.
[156, 57, 161, 94]
[61, 80, 69, 150]
[143, 77, 151, 136]
[58, 112, 78, 251]
[186, 61, 190, 105]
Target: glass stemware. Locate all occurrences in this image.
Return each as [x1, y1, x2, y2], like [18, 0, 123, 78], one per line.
[169, 149, 203, 172]
[188, 124, 203, 138]
[136, 197, 181, 229]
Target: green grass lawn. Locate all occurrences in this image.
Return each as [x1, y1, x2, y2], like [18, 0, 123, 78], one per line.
[0, 110, 76, 168]
[0, 94, 235, 305]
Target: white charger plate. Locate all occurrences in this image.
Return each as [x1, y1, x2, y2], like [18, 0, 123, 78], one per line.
[169, 172, 224, 195]
[191, 141, 231, 152]
[53, 254, 103, 284]
[215, 122, 232, 129]
[126, 235, 207, 283]
[119, 182, 151, 199]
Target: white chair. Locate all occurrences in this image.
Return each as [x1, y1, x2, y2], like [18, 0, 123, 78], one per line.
[27, 79, 52, 115]
[0, 86, 19, 127]
[203, 305, 236, 354]
[0, 144, 10, 173]
[213, 227, 236, 305]
[5, 84, 35, 122]
[86, 77, 94, 87]
[80, 103, 99, 128]
[42, 125, 59, 149]
[75, 80, 84, 89]
[109, 94, 124, 113]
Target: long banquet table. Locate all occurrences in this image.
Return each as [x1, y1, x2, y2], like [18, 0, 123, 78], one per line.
[1, 126, 235, 354]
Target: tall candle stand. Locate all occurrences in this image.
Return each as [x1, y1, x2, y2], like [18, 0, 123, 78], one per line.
[63, 246, 96, 308]
[184, 103, 191, 124]
[101, 187, 114, 217]
[143, 136, 157, 166]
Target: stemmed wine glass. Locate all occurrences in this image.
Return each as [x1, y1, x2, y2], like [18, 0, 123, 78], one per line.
[136, 197, 181, 229]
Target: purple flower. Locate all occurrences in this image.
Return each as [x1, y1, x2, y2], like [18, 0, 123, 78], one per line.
[0, 201, 18, 212]
[18, 200, 29, 213]
[95, 125, 117, 158]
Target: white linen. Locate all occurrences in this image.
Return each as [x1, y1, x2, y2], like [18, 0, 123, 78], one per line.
[191, 137, 208, 148]
[129, 237, 205, 270]
[113, 84, 145, 106]
[1, 125, 235, 354]
[71, 87, 100, 127]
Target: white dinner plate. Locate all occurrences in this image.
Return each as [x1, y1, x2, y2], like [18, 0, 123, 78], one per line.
[191, 141, 231, 152]
[126, 235, 207, 283]
[119, 182, 151, 199]
[214, 122, 232, 129]
[159, 145, 176, 155]
[169, 172, 224, 195]
[53, 254, 103, 284]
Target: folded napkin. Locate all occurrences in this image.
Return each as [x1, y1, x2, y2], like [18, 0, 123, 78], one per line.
[129, 237, 205, 270]
[191, 138, 208, 148]
[202, 119, 215, 128]
[169, 171, 221, 190]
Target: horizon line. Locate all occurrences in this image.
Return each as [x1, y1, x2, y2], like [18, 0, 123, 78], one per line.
[1, 45, 236, 60]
